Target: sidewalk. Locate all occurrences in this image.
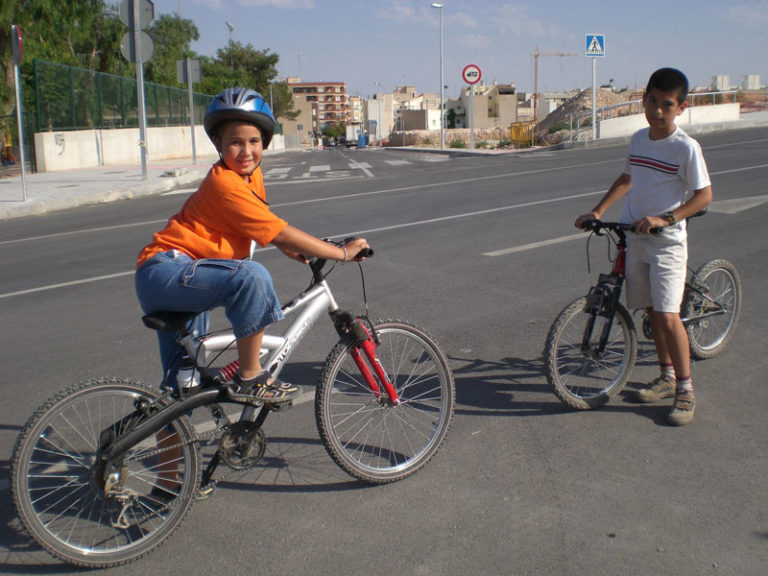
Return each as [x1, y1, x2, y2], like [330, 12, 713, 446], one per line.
[2, 111, 768, 221]
[0, 155, 219, 220]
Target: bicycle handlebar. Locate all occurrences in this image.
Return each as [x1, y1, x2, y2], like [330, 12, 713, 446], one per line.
[582, 209, 707, 236]
[581, 219, 633, 235]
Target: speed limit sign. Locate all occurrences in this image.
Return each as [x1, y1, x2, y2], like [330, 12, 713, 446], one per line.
[462, 64, 482, 85]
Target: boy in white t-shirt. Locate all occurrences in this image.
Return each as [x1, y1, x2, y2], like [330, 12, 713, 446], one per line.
[575, 68, 712, 425]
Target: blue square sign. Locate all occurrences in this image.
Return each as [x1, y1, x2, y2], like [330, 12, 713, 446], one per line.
[585, 34, 605, 57]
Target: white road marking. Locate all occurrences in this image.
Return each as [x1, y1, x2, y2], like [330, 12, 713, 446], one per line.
[348, 161, 375, 177]
[6, 149, 768, 298]
[0, 271, 135, 299]
[483, 233, 587, 256]
[708, 195, 768, 214]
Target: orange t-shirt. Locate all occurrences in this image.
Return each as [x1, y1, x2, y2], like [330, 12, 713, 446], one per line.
[136, 162, 287, 268]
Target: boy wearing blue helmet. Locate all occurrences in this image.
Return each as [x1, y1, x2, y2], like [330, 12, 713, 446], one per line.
[136, 87, 369, 402]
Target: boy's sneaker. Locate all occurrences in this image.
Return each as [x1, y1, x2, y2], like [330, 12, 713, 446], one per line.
[634, 375, 675, 403]
[234, 371, 301, 403]
[668, 388, 695, 426]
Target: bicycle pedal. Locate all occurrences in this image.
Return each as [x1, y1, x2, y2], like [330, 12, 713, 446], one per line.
[196, 482, 216, 501]
[268, 399, 293, 412]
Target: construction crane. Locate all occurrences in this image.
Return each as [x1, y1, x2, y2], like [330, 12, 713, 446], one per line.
[531, 47, 577, 120]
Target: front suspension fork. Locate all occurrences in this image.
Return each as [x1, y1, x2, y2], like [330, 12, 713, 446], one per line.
[332, 312, 400, 404]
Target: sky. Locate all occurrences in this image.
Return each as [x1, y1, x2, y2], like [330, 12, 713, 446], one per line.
[151, 0, 768, 99]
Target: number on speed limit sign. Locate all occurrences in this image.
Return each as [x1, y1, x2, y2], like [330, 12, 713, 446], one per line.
[462, 64, 482, 85]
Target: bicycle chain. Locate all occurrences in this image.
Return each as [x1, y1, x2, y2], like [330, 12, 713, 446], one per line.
[111, 407, 262, 529]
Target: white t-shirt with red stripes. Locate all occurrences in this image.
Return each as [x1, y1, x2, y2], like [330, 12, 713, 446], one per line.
[620, 126, 711, 240]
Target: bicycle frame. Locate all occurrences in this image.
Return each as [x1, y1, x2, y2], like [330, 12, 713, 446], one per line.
[584, 220, 727, 336]
[101, 258, 399, 469]
[680, 277, 726, 325]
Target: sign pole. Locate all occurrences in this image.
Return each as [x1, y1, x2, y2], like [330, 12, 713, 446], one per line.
[462, 64, 482, 151]
[133, 0, 148, 180]
[591, 57, 597, 140]
[469, 86, 475, 150]
[11, 25, 27, 199]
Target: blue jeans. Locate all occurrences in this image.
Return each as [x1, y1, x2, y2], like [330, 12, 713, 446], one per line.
[135, 251, 284, 388]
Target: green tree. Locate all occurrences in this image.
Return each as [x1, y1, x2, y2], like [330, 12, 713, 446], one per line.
[1, 0, 124, 117]
[270, 82, 299, 122]
[0, 0, 296, 128]
[198, 40, 296, 121]
[1, 0, 126, 129]
[144, 14, 200, 87]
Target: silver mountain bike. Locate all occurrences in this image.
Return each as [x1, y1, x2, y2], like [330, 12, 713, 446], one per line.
[11, 243, 455, 568]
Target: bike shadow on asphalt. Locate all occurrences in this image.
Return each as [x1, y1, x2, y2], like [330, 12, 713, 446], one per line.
[448, 339, 681, 426]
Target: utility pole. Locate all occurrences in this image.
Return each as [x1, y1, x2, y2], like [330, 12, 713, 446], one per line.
[532, 47, 577, 120]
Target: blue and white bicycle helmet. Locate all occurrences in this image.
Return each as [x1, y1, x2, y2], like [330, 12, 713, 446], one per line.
[204, 87, 276, 148]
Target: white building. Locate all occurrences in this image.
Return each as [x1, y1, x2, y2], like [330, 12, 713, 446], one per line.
[711, 75, 731, 91]
[742, 75, 762, 90]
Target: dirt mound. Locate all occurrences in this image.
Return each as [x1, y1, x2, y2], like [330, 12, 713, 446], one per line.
[536, 88, 636, 145]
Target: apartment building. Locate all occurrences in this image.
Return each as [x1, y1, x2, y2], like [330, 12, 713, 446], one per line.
[278, 77, 350, 146]
[450, 82, 518, 129]
[285, 77, 349, 127]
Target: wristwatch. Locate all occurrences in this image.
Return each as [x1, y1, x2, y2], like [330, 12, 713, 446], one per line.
[662, 211, 677, 226]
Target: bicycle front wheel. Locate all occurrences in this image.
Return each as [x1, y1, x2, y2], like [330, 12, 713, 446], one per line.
[316, 318, 455, 484]
[11, 378, 200, 568]
[544, 297, 637, 410]
[684, 258, 742, 359]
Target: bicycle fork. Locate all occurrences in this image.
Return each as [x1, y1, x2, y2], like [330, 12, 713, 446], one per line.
[582, 273, 623, 358]
[331, 311, 400, 405]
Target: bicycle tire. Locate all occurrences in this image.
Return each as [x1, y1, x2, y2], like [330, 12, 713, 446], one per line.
[684, 258, 742, 360]
[544, 297, 637, 410]
[315, 318, 455, 484]
[11, 378, 200, 568]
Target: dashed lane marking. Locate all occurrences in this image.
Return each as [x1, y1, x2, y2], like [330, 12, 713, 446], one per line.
[483, 233, 586, 256]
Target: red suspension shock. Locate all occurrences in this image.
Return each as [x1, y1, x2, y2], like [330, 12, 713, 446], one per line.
[215, 359, 240, 383]
[349, 321, 400, 404]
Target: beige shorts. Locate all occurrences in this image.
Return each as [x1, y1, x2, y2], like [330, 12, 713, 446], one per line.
[625, 233, 687, 313]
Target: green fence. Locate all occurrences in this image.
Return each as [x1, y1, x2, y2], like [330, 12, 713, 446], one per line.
[32, 59, 212, 133]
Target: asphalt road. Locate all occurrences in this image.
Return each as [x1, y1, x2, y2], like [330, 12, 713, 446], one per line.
[2, 130, 767, 575]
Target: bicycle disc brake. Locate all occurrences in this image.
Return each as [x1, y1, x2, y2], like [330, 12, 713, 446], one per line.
[219, 422, 266, 470]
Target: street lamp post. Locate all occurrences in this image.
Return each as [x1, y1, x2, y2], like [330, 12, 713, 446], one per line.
[225, 21, 234, 70]
[431, 3, 444, 150]
[374, 81, 383, 146]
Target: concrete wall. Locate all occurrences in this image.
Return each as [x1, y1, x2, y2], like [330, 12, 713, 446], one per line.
[598, 103, 740, 139]
[34, 126, 285, 172]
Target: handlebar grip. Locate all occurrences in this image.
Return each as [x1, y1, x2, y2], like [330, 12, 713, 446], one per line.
[355, 248, 374, 258]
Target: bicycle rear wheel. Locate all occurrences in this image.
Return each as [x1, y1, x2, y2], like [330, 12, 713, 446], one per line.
[544, 297, 637, 409]
[684, 258, 742, 359]
[315, 318, 454, 484]
[11, 378, 199, 568]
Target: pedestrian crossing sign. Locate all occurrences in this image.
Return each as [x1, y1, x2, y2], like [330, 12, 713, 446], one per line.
[585, 34, 606, 57]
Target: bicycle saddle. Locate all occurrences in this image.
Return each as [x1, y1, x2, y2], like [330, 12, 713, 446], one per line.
[142, 311, 199, 332]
